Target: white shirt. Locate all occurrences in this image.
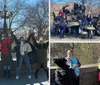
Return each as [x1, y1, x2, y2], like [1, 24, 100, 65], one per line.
[65, 57, 72, 68]
[20, 41, 32, 55]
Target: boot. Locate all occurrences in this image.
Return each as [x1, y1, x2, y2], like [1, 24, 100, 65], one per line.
[2, 70, 7, 78]
[41, 64, 49, 80]
[35, 69, 40, 79]
[43, 67, 49, 80]
[7, 70, 11, 78]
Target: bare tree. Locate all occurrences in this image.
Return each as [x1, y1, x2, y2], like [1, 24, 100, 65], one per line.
[76, 0, 88, 5]
[86, 0, 100, 15]
[8, 0, 27, 29]
[23, 0, 49, 38]
[0, 0, 27, 31]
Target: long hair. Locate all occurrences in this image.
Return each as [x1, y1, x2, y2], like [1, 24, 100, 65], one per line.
[11, 33, 20, 45]
[26, 33, 33, 43]
[26, 33, 37, 45]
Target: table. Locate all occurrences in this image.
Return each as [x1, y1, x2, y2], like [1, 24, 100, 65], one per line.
[84, 26, 95, 38]
[67, 21, 79, 27]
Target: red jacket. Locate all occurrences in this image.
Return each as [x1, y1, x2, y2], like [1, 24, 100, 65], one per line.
[1, 38, 12, 56]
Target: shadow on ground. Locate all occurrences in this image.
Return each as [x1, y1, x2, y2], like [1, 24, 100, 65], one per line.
[0, 70, 48, 85]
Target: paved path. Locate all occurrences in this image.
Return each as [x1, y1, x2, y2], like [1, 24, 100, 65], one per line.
[0, 70, 49, 85]
[50, 35, 100, 42]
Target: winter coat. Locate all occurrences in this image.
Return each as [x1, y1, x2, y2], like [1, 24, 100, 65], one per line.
[1, 37, 13, 66]
[36, 41, 49, 65]
[54, 58, 76, 85]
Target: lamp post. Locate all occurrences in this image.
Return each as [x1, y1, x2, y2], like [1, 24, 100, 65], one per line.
[3, 0, 7, 34]
[0, 0, 13, 35]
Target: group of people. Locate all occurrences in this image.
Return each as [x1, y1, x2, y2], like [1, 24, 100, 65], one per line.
[0, 32, 49, 80]
[52, 3, 100, 38]
[54, 49, 81, 85]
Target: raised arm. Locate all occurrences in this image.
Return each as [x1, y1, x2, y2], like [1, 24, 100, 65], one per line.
[44, 40, 49, 47]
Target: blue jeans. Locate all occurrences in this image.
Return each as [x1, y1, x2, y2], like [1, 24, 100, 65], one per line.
[60, 25, 66, 38]
[79, 18, 87, 31]
[16, 53, 31, 76]
[4, 66, 11, 70]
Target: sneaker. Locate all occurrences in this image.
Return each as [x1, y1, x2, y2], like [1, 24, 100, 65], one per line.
[28, 75, 31, 79]
[16, 76, 19, 79]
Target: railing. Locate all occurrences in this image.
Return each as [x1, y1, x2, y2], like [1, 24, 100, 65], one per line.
[50, 64, 99, 85]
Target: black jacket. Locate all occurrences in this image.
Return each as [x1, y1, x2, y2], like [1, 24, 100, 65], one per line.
[87, 15, 92, 22]
[62, 6, 70, 15]
[77, 12, 85, 20]
[54, 58, 76, 85]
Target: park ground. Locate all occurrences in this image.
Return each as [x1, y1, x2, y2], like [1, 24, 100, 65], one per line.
[50, 35, 100, 42]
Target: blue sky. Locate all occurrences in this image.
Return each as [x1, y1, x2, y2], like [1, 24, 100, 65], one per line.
[53, 0, 100, 6]
[0, 0, 41, 28]
[0, 0, 99, 29]
[25, 0, 39, 5]
[52, 0, 74, 4]
[0, 0, 49, 28]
